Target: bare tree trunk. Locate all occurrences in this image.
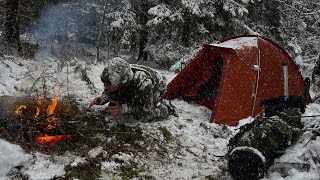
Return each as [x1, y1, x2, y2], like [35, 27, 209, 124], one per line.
[312, 52, 320, 87]
[4, 0, 21, 52]
[136, 0, 150, 62]
[95, 2, 108, 65]
[181, 10, 191, 47]
[137, 28, 148, 61]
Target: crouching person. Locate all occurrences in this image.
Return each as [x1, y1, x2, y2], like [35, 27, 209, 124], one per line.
[90, 57, 178, 122]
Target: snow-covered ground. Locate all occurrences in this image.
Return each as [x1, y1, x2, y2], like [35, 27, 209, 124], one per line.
[0, 55, 320, 180]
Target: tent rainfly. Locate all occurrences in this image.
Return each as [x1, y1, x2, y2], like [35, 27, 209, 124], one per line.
[163, 35, 309, 125]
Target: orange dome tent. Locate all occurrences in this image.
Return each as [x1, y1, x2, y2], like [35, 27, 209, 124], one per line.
[163, 35, 309, 125]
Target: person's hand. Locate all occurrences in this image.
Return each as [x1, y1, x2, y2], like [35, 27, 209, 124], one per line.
[89, 97, 106, 107]
[106, 101, 122, 116]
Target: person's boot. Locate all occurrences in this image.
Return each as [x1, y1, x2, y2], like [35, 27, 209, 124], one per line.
[166, 101, 179, 117]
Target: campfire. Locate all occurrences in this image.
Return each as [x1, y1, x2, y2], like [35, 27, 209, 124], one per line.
[0, 93, 146, 156]
[0, 93, 109, 150]
[14, 91, 71, 146]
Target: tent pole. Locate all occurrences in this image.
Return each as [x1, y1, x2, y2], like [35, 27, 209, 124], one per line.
[283, 63, 289, 97]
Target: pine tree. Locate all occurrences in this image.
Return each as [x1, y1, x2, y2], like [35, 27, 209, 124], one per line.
[145, 0, 251, 67]
[3, 0, 21, 51]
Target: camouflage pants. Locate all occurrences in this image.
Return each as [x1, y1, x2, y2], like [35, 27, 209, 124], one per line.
[136, 99, 172, 122]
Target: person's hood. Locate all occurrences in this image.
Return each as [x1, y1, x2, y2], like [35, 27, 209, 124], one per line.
[101, 57, 133, 86]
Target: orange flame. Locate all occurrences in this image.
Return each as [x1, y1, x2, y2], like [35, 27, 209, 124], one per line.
[35, 107, 40, 119]
[14, 90, 69, 146]
[37, 98, 45, 106]
[15, 105, 27, 114]
[47, 93, 60, 115]
[47, 116, 58, 123]
[36, 135, 67, 146]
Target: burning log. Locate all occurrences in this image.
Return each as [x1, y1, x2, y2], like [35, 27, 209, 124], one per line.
[35, 135, 72, 146]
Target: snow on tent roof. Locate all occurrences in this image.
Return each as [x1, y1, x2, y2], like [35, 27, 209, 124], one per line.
[210, 36, 258, 49]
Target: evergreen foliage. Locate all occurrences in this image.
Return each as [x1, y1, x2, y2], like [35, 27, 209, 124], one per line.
[0, 0, 319, 70]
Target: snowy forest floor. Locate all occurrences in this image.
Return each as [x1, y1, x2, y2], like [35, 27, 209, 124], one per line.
[0, 55, 320, 180]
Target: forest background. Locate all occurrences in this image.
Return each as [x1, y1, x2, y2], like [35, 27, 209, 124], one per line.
[1, 0, 319, 75]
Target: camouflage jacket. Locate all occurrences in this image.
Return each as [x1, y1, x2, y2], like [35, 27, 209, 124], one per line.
[101, 64, 168, 120]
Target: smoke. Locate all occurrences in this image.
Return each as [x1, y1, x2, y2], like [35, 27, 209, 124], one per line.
[28, 1, 100, 58]
[31, 4, 74, 43]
